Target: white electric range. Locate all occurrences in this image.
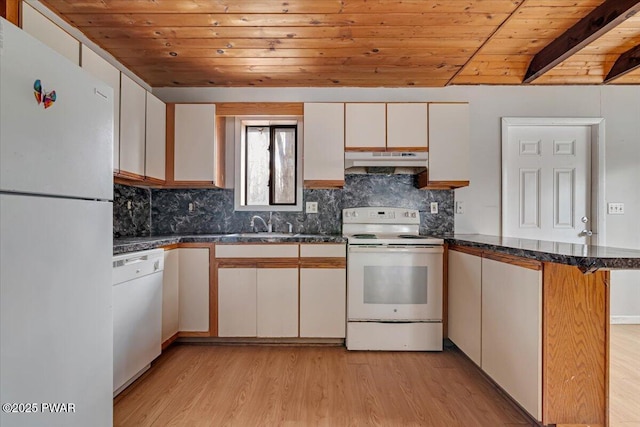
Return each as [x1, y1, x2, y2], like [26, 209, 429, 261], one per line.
[343, 207, 444, 351]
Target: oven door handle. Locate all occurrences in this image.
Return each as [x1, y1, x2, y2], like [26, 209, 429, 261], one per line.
[348, 246, 443, 254]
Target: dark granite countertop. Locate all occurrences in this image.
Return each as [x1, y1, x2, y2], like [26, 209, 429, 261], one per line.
[444, 234, 640, 272]
[113, 234, 347, 255]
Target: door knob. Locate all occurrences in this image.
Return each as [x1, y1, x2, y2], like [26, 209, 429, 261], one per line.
[580, 229, 593, 237]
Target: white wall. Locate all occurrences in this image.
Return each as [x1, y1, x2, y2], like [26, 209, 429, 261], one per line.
[155, 85, 640, 318]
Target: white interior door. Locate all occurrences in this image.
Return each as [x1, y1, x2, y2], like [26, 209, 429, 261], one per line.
[503, 124, 592, 244]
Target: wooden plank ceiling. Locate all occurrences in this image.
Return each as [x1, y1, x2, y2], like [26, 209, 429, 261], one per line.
[40, 0, 640, 87]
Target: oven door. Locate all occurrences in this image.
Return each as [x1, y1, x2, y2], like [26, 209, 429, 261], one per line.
[347, 245, 443, 321]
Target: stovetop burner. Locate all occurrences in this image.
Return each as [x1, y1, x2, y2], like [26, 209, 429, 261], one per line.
[397, 234, 423, 239]
[352, 233, 377, 239]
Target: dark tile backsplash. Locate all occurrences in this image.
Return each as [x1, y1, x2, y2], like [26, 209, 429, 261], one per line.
[114, 174, 454, 237]
[113, 184, 151, 238]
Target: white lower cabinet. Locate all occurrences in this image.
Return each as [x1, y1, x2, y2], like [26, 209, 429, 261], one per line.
[218, 267, 298, 337]
[217, 268, 257, 337]
[447, 250, 482, 365]
[178, 248, 210, 332]
[257, 269, 299, 337]
[481, 257, 542, 421]
[300, 268, 346, 338]
[162, 249, 180, 343]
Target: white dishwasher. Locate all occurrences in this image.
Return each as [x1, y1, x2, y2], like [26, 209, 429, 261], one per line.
[112, 248, 164, 396]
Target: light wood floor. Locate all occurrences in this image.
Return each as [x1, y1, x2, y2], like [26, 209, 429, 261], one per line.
[114, 344, 533, 427]
[610, 324, 640, 427]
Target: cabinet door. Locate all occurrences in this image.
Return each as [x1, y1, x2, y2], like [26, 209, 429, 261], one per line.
[448, 250, 482, 365]
[218, 268, 257, 337]
[428, 103, 470, 182]
[162, 249, 179, 343]
[145, 92, 166, 181]
[119, 74, 147, 177]
[21, 3, 80, 65]
[300, 268, 346, 338]
[345, 103, 386, 149]
[386, 103, 428, 150]
[174, 104, 216, 181]
[178, 248, 210, 332]
[303, 103, 345, 185]
[482, 258, 542, 420]
[80, 45, 121, 172]
[257, 268, 298, 337]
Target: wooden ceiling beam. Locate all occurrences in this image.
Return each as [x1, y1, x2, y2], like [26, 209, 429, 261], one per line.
[604, 44, 640, 82]
[524, 0, 640, 83]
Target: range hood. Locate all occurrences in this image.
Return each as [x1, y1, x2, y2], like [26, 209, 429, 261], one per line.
[344, 151, 428, 168]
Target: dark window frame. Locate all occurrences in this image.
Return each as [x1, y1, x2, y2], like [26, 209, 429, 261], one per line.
[243, 124, 298, 207]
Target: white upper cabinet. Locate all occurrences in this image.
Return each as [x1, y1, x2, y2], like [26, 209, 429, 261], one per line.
[21, 3, 80, 65]
[145, 92, 166, 182]
[303, 103, 345, 186]
[174, 104, 217, 182]
[80, 45, 121, 172]
[387, 103, 428, 150]
[119, 74, 147, 177]
[427, 103, 470, 183]
[345, 103, 386, 149]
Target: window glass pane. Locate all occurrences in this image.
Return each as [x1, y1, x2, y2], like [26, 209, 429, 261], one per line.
[245, 127, 270, 206]
[272, 127, 296, 204]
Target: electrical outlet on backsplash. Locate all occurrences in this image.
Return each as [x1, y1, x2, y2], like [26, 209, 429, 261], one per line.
[113, 174, 454, 238]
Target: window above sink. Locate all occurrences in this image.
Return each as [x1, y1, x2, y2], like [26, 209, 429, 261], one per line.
[234, 117, 303, 212]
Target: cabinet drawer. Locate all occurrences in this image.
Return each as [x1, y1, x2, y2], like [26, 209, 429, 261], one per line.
[300, 244, 346, 258]
[216, 244, 298, 258]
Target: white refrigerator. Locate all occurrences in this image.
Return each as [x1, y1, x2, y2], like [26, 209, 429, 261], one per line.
[0, 18, 113, 427]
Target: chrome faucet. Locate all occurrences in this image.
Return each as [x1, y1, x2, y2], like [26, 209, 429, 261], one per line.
[250, 214, 273, 233]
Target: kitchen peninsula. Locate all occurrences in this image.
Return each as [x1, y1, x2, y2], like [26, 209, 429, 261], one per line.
[446, 234, 640, 427]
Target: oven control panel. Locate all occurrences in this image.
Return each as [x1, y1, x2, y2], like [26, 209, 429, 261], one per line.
[343, 207, 420, 224]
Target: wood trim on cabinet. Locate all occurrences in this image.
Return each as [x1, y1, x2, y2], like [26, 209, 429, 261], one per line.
[115, 170, 145, 182]
[303, 180, 345, 189]
[417, 171, 470, 189]
[161, 332, 179, 351]
[165, 103, 176, 184]
[144, 176, 166, 186]
[209, 244, 218, 337]
[448, 244, 484, 258]
[215, 102, 303, 116]
[177, 242, 216, 337]
[178, 331, 211, 338]
[344, 147, 387, 152]
[215, 115, 226, 188]
[216, 258, 300, 268]
[442, 242, 449, 339]
[161, 181, 218, 188]
[161, 243, 180, 250]
[299, 258, 346, 269]
[386, 147, 429, 152]
[2, 0, 20, 25]
[448, 245, 542, 271]
[482, 251, 542, 271]
[542, 262, 608, 426]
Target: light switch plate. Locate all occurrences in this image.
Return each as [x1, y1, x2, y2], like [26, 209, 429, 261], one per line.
[455, 201, 464, 214]
[306, 201, 318, 214]
[607, 202, 624, 214]
[430, 202, 438, 214]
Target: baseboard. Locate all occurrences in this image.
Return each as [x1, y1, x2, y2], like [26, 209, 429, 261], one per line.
[610, 315, 640, 325]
